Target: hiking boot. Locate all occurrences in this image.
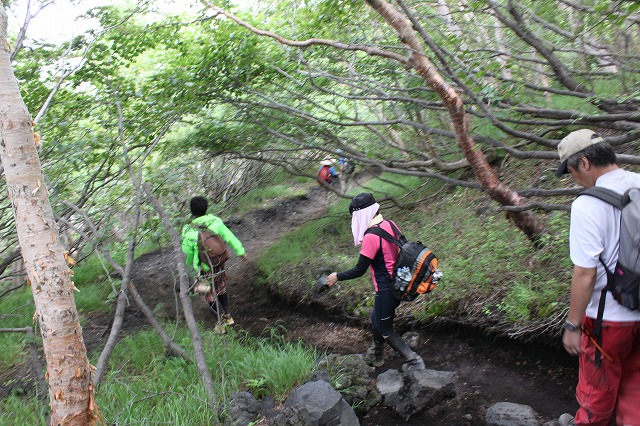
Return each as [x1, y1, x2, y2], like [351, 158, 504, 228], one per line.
[222, 314, 235, 326]
[363, 344, 384, 367]
[559, 413, 576, 426]
[402, 351, 425, 372]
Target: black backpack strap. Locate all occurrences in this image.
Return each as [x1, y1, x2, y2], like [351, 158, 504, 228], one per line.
[386, 221, 403, 239]
[594, 254, 617, 368]
[365, 226, 402, 247]
[593, 285, 608, 368]
[580, 187, 624, 210]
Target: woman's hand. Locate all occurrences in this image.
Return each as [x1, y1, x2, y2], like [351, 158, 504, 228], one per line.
[326, 272, 339, 287]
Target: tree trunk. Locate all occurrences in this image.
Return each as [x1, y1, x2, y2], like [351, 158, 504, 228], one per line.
[0, 7, 100, 426]
[366, 0, 546, 246]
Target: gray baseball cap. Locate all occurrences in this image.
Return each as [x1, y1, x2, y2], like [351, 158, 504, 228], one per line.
[555, 129, 604, 177]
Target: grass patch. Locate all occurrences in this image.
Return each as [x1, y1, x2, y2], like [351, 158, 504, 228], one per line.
[72, 253, 111, 287]
[71, 253, 125, 314]
[0, 395, 47, 425]
[98, 325, 316, 424]
[0, 287, 35, 375]
[3, 323, 317, 424]
[409, 187, 572, 324]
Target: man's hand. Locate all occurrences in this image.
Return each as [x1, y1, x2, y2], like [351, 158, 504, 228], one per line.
[562, 328, 582, 356]
[326, 272, 339, 287]
[562, 264, 594, 356]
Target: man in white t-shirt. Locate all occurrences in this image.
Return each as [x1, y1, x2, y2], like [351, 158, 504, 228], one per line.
[556, 129, 640, 426]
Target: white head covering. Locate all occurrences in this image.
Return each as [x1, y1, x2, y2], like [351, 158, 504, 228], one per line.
[351, 203, 380, 246]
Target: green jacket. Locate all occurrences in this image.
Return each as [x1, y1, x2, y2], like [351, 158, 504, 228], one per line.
[181, 214, 245, 271]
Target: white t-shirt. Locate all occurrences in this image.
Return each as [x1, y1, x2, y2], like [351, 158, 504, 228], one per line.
[570, 168, 640, 322]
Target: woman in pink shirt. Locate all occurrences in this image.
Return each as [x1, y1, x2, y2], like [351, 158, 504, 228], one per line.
[326, 193, 425, 370]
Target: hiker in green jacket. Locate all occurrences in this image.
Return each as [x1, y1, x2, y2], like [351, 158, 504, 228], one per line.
[181, 196, 247, 330]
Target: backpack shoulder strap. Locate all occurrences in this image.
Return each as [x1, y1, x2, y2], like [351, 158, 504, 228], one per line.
[386, 221, 402, 238]
[365, 224, 402, 247]
[580, 187, 624, 210]
[580, 187, 624, 367]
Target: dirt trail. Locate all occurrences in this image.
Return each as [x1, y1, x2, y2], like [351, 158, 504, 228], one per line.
[125, 184, 579, 425]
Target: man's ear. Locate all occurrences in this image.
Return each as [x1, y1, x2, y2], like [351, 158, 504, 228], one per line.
[581, 157, 591, 170]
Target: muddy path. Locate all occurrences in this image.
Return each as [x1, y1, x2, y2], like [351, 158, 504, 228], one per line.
[125, 184, 579, 425]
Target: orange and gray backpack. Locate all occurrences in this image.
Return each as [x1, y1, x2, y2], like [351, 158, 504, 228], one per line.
[366, 221, 442, 301]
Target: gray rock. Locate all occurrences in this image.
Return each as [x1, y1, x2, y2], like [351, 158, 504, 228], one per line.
[269, 406, 312, 426]
[284, 380, 360, 426]
[225, 391, 260, 426]
[377, 368, 457, 421]
[376, 369, 403, 405]
[259, 395, 277, 419]
[485, 402, 540, 426]
[312, 353, 380, 414]
[309, 369, 331, 383]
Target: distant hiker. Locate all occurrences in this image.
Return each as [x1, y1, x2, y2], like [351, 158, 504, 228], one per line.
[317, 159, 339, 186]
[325, 193, 425, 370]
[555, 129, 640, 426]
[337, 150, 355, 193]
[181, 196, 248, 332]
[337, 150, 355, 176]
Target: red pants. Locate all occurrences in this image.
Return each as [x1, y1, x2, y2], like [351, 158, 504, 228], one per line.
[574, 317, 640, 425]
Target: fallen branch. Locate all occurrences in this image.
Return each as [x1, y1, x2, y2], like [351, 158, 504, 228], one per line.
[127, 281, 191, 361]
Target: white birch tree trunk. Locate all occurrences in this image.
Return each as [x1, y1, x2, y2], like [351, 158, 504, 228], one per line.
[0, 7, 99, 425]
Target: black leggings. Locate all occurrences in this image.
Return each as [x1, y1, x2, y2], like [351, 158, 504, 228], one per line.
[370, 291, 412, 357]
[370, 291, 400, 343]
[208, 292, 230, 320]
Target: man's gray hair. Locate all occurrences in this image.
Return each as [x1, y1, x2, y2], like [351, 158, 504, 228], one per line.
[565, 142, 617, 171]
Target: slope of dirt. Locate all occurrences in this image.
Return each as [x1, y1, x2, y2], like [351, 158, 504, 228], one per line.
[124, 184, 579, 425]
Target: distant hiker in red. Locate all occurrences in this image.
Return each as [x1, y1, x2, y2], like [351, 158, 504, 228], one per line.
[555, 130, 640, 426]
[325, 193, 425, 371]
[181, 196, 247, 333]
[317, 159, 339, 186]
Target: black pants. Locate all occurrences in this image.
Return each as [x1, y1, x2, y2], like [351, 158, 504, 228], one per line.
[208, 292, 230, 320]
[370, 290, 413, 357]
[370, 290, 400, 343]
